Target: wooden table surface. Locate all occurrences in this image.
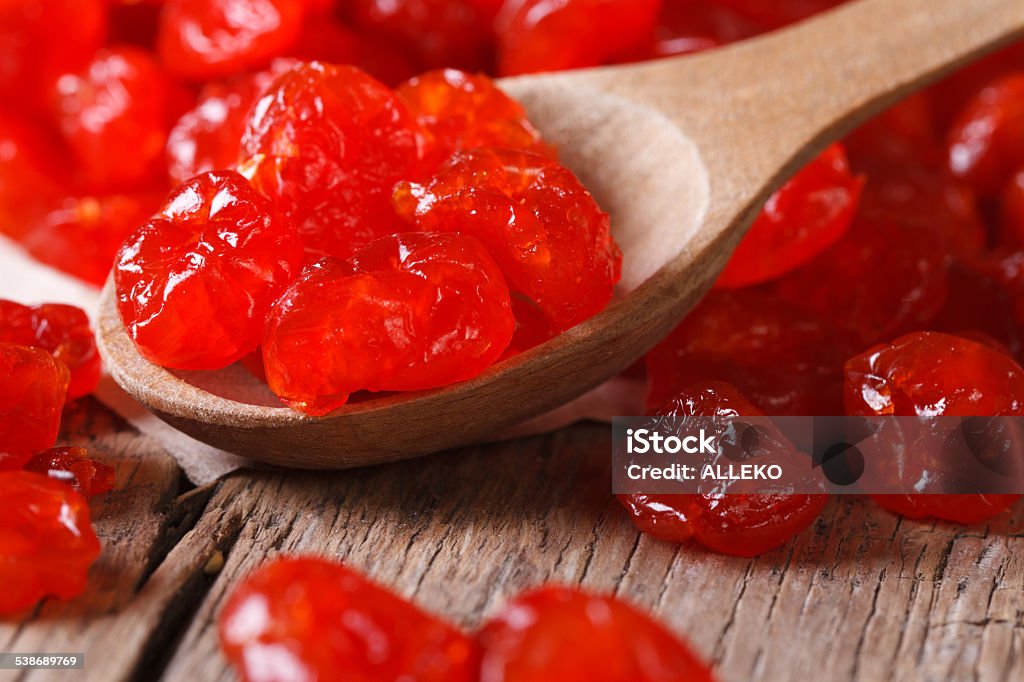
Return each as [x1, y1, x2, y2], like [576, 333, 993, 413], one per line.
[2, 397, 1023, 682]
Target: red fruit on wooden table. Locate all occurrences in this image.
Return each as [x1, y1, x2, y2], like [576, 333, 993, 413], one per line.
[394, 148, 621, 334]
[945, 72, 1024, 198]
[0, 0, 107, 113]
[773, 213, 951, 346]
[0, 112, 69, 240]
[166, 59, 297, 184]
[0, 343, 69, 464]
[219, 557, 479, 682]
[0, 301, 101, 399]
[114, 170, 304, 370]
[157, 0, 305, 80]
[51, 46, 178, 191]
[0, 471, 101, 614]
[396, 69, 554, 174]
[347, 0, 502, 71]
[477, 585, 715, 682]
[646, 289, 851, 416]
[24, 447, 115, 499]
[263, 232, 514, 415]
[620, 382, 827, 557]
[715, 143, 862, 288]
[496, 0, 662, 75]
[844, 331, 1024, 523]
[239, 61, 421, 261]
[20, 191, 165, 287]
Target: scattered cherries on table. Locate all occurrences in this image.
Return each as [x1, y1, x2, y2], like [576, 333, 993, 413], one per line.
[3, 1, 1024, 676]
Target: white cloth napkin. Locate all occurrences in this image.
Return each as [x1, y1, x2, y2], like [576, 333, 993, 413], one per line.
[0, 236, 646, 484]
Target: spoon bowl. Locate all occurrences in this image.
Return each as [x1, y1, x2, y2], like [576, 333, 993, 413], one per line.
[97, 0, 1024, 468]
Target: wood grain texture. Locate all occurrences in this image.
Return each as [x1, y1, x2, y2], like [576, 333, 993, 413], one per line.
[95, 0, 1024, 470]
[3, 401, 1024, 682]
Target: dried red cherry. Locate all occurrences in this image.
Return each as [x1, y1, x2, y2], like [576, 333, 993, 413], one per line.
[52, 46, 179, 191]
[844, 331, 1024, 523]
[157, 0, 304, 80]
[115, 170, 303, 370]
[21, 191, 165, 287]
[0, 0, 107, 113]
[945, 72, 1024, 197]
[0, 343, 69, 459]
[0, 112, 69, 240]
[166, 59, 296, 184]
[715, 143, 862, 288]
[0, 301, 100, 399]
[240, 61, 421, 261]
[477, 585, 714, 682]
[0, 471, 101, 614]
[394, 148, 621, 333]
[621, 382, 827, 556]
[219, 557, 478, 682]
[24, 447, 115, 499]
[496, 0, 661, 75]
[263, 232, 514, 415]
[396, 69, 554, 174]
[646, 289, 851, 416]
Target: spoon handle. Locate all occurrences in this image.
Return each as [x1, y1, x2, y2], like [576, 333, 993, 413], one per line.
[581, 0, 1024, 215]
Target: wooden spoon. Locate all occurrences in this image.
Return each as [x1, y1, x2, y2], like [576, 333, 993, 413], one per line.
[97, 0, 1024, 468]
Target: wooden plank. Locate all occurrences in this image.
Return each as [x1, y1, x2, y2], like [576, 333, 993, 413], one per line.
[154, 424, 1024, 682]
[4, 404, 1024, 681]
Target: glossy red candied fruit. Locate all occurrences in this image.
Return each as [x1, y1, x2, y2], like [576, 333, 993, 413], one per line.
[477, 585, 714, 682]
[0, 112, 69, 240]
[496, 0, 662, 76]
[166, 59, 296, 184]
[646, 288, 851, 416]
[51, 46, 180, 191]
[844, 331, 1024, 523]
[1001, 168, 1024, 247]
[263, 232, 514, 415]
[773, 213, 951, 346]
[115, 170, 304, 370]
[0, 0, 107, 112]
[157, 0, 304, 80]
[394, 148, 621, 333]
[620, 382, 827, 557]
[945, 72, 1024, 197]
[239, 62, 421, 261]
[347, 0, 502, 71]
[715, 143, 862, 288]
[0, 343, 69, 462]
[24, 447, 115, 499]
[20, 191, 165, 287]
[396, 69, 555, 174]
[0, 471, 101, 614]
[0, 301, 100, 399]
[219, 557, 478, 682]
